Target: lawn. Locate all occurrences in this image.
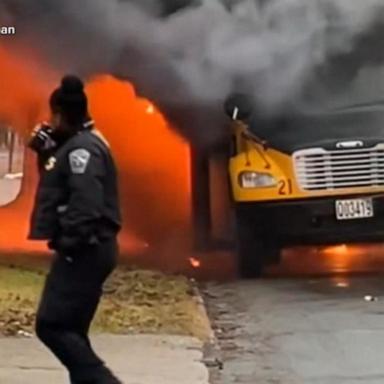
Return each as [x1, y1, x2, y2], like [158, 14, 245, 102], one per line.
[0, 265, 211, 341]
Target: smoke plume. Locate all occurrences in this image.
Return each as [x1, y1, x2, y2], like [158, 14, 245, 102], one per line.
[2, 0, 384, 145]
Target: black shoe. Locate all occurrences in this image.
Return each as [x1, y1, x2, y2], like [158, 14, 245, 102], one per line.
[71, 379, 122, 384]
[70, 367, 123, 384]
[98, 369, 123, 384]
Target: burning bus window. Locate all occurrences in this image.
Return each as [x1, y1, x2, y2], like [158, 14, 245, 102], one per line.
[0, 125, 24, 206]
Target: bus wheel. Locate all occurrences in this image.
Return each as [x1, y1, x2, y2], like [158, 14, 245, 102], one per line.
[236, 210, 265, 278]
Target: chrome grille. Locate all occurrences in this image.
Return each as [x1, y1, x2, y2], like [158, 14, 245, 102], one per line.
[293, 144, 384, 191]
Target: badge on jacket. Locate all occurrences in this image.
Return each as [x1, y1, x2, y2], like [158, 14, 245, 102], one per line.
[45, 156, 57, 171]
[69, 149, 91, 174]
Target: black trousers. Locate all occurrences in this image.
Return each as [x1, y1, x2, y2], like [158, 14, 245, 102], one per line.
[35, 237, 120, 383]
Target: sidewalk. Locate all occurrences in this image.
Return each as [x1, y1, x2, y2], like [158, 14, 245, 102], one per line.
[0, 335, 209, 384]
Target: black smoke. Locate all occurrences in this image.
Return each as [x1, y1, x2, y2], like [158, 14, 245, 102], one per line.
[2, 0, 384, 146]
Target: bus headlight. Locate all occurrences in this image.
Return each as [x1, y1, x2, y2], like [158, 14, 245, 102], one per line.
[239, 172, 277, 188]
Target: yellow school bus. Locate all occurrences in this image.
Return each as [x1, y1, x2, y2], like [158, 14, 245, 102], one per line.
[225, 94, 384, 277]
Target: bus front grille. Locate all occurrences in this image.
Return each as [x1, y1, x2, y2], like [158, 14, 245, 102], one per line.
[293, 144, 384, 191]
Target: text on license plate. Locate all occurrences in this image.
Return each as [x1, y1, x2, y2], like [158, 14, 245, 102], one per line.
[335, 198, 374, 220]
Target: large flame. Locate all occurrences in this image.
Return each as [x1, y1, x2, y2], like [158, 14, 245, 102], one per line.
[86, 75, 192, 253]
[0, 46, 50, 253]
[0, 47, 191, 260]
[0, 45, 51, 130]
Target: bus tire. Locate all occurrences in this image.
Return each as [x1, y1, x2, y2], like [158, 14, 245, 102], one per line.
[236, 209, 265, 278]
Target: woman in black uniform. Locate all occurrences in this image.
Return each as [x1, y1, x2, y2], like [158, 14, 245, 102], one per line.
[28, 75, 123, 384]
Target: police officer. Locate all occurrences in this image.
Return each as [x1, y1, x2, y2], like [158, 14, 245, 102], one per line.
[28, 75, 122, 384]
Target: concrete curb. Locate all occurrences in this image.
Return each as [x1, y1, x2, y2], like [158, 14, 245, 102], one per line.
[190, 280, 223, 381]
[191, 278, 216, 342]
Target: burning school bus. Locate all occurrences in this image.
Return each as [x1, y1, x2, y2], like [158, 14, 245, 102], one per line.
[224, 95, 384, 277]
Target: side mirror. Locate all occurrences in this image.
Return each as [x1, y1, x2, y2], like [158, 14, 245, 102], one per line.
[224, 93, 253, 121]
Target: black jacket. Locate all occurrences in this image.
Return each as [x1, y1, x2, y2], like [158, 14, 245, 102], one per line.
[29, 128, 122, 246]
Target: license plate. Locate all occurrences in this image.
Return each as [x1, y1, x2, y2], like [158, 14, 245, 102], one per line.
[335, 198, 374, 220]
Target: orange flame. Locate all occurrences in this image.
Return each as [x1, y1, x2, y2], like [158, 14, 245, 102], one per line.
[0, 46, 192, 260]
[322, 244, 349, 256]
[87, 75, 192, 251]
[0, 45, 53, 131]
[189, 257, 201, 269]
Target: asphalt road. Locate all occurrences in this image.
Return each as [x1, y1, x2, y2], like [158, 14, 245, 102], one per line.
[205, 248, 384, 384]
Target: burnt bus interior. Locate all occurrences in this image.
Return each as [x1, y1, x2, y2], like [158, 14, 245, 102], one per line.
[0, 125, 24, 206]
[191, 146, 233, 252]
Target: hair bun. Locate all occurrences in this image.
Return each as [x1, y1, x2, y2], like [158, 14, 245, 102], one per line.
[61, 75, 84, 94]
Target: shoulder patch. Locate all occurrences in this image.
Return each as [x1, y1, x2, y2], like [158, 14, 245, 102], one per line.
[69, 149, 91, 174]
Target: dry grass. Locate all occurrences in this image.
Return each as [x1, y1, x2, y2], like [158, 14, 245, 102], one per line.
[0, 265, 211, 341]
[0, 265, 42, 336]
